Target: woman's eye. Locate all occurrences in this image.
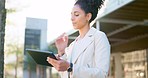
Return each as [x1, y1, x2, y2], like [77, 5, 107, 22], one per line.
[75, 14, 79, 16]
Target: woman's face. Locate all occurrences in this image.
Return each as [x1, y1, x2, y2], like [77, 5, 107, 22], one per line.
[71, 4, 89, 30]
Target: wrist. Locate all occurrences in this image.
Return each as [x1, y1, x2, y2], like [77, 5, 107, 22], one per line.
[58, 49, 65, 56]
[67, 63, 73, 72]
[58, 52, 65, 57]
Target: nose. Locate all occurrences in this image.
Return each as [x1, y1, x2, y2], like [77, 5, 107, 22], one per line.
[71, 15, 74, 21]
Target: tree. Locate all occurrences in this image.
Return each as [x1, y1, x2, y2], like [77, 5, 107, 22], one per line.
[5, 43, 23, 78]
[0, 0, 6, 78]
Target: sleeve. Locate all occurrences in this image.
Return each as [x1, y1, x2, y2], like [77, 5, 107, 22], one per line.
[59, 41, 74, 60]
[72, 32, 110, 78]
[58, 42, 73, 78]
[58, 48, 68, 78]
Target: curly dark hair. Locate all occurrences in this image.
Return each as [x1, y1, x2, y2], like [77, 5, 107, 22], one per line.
[75, 0, 105, 23]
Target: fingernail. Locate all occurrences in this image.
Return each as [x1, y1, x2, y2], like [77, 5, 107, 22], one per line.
[47, 57, 49, 61]
[46, 58, 48, 61]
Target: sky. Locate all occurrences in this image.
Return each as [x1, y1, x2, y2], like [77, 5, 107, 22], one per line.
[6, 0, 75, 44]
[25, 0, 75, 42]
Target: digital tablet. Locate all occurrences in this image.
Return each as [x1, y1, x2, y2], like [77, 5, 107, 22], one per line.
[26, 49, 57, 67]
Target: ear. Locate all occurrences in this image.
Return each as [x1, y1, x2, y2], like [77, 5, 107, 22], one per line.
[86, 13, 92, 22]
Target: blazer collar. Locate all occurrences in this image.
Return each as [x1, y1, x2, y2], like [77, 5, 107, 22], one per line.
[72, 27, 97, 63]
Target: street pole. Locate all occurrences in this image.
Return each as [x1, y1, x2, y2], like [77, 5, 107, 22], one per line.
[0, 0, 6, 77]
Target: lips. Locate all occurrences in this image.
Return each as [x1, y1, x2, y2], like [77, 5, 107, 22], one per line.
[72, 23, 76, 27]
[72, 22, 76, 25]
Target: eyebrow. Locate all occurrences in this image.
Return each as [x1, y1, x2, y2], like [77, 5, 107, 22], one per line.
[71, 11, 80, 14]
[74, 11, 79, 13]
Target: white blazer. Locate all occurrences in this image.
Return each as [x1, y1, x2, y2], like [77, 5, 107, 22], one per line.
[60, 27, 110, 78]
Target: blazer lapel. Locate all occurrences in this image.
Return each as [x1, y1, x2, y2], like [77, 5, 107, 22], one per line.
[72, 27, 97, 63]
[66, 41, 75, 62]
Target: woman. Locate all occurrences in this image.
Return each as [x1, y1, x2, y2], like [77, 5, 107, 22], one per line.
[47, 0, 110, 78]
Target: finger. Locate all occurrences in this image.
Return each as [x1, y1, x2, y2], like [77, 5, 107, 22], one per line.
[47, 57, 51, 62]
[56, 33, 66, 43]
[57, 33, 65, 39]
[55, 54, 60, 60]
[56, 56, 61, 60]
[62, 33, 68, 41]
[47, 57, 49, 61]
[64, 35, 68, 42]
[48, 57, 59, 64]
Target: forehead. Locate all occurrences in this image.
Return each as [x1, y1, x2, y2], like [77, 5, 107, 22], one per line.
[72, 4, 85, 13]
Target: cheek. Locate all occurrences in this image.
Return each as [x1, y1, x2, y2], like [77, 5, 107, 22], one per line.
[73, 15, 87, 29]
[79, 17, 87, 26]
[77, 17, 87, 24]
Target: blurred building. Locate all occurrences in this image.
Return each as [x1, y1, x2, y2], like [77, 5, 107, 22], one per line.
[24, 17, 51, 78]
[122, 50, 147, 78]
[110, 49, 147, 78]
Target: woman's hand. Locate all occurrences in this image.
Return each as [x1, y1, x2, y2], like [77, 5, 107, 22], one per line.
[55, 33, 68, 56]
[47, 56, 70, 71]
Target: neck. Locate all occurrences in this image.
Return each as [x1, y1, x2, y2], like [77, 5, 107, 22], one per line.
[78, 24, 90, 38]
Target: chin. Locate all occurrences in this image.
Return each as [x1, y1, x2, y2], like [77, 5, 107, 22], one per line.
[73, 25, 77, 29]
[73, 26, 79, 30]
[73, 28, 78, 30]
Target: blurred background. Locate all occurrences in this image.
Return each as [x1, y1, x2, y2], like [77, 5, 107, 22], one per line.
[0, 0, 148, 78]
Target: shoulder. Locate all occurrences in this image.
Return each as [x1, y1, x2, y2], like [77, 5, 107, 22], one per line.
[91, 27, 110, 46]
[91, 27, 107, 39]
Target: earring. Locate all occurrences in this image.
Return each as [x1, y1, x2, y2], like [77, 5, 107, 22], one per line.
[87, 19, 89, 22]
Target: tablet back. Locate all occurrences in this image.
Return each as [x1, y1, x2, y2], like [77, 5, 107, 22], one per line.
[26, 49, 55, 67]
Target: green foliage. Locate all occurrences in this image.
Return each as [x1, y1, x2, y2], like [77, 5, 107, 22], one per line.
[6, 8, 16, 13]
[4, 43, 23, 78]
